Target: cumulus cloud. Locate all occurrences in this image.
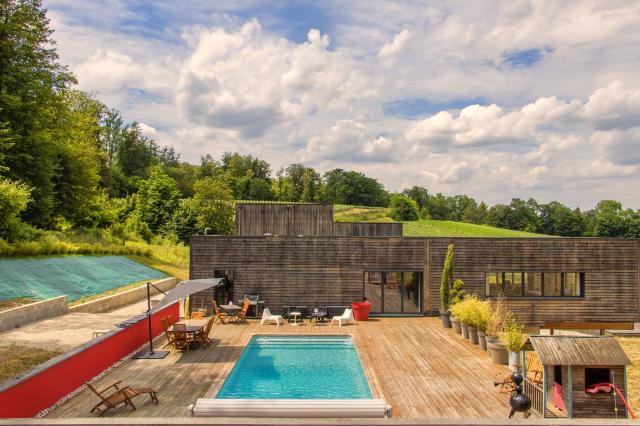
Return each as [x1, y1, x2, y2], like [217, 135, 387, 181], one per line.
[176, 21, 371, 138]
[378, 29, 411, 62]
[580, 81, 640, 130]
[591, 128, 640, 166]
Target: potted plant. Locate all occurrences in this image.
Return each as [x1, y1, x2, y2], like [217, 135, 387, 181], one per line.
[450, 278, 467, 336]
[476, 300, 490, 351]
[465, 296, 481, 345]
[503, 317, 526, 372]
[439, 244, 454, 328]
[485, 296, 510, 365]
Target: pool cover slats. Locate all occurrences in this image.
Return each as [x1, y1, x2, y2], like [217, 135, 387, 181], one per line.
[0, 256, 166, 301]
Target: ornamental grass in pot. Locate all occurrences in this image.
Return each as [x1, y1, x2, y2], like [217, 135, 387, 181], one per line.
[476, 300, 491, 351]
[485, 297, 510, 365]
[449, 278, 466, 335]
[503, 317, 526, 372]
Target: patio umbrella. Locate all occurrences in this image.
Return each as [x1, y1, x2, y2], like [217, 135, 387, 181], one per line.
[133, 278, 224, 360]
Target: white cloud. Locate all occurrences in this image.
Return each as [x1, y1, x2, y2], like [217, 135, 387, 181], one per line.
[581, 81, 640, 130]
[378, 29, 411, 62]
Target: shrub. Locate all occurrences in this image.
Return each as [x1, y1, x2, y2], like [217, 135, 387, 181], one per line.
[440, 244, 454, 312]
[449, 278, 466, 305]
[486, 296, 511, 338]
[477, 300, 491, 332]
[503, 317, 526, 352]
[388, 194, 419, 221]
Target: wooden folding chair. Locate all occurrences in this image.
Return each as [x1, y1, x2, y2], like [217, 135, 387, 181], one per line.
[196, 316, 215, 347]
[212, 301, 228, 324]
[232, 299, 251, 323]
[169, 324, 191, 352]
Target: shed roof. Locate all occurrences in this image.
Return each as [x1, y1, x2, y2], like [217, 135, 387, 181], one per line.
[529, 335, 631, 366]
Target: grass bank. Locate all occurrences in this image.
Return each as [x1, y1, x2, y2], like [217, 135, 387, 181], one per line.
[0, 345, 62, 385]
[617, 337, 640, 413]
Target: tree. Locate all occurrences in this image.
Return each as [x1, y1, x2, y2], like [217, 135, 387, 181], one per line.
[425, 193, 452, 220]
[0, 0, 76, 226]
[218, 152, 273, 200]
[440, 244, 454, 312]
[403, 186, 429, 210]
[0, 177, 31, 241]
[100, 108, 124, 167]
[192, 177, 234, 235]
[389, 194, 419, 221]
[593, 200, 627, 237]
[538, 201, 585, 236]
[301, 168, 321, 202]
[135, 166, 180, 233]
[116, 122, 158, 179]
[322, 169, 388, 206]
[165, 198, 199, 244]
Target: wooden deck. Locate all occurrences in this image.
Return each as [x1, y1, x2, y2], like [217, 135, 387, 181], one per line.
[47, 317, 511, 419]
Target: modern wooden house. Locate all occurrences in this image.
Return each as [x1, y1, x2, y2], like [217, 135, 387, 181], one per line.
[524, 336, 632, 419]
[190, 203, 640, 326]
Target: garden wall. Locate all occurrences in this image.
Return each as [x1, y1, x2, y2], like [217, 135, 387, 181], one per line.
[0, 296, 68, 333]
[0, 301, 180, 418]
[70, 277, 177, 313]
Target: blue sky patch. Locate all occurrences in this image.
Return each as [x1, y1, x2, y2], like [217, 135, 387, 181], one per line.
[502, 47, 553, 68]
[382, 97, 488, 119]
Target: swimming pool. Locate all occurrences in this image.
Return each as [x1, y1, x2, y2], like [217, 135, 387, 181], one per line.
[0, 255, 166, 301]
[216, 335, 372, 399]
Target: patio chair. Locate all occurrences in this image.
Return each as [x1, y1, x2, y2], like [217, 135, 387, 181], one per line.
[169, 324, 191, 352]
[86, 380, 158, 416]
[330, 308, 354, 326]
[260, 308, 283, 326]
[196, 316, 215, 347]
[212, 301, 228, 324]
[233, 299, 251, 323]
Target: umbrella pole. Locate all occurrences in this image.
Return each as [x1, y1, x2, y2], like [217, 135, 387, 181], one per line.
[133, 282, 170, 359]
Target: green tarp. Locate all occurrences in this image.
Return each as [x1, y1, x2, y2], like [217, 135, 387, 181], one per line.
[0, 256, 166, 301]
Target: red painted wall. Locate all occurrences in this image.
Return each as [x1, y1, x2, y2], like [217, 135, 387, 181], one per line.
[0, 302, 179, 418]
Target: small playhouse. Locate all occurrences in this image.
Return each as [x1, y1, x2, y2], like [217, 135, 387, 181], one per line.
[524, 335, 633, 419]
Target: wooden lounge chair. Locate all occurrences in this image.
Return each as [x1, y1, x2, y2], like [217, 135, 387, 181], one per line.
[212, 301, 227, 324]
[234, 299, 251, 323]
[261, 308, 283, 326]
[170, 324, 191, 352]
[196, 316, 215, 347]
[494, 353, 543, 394]
[86, 380, 158, 416]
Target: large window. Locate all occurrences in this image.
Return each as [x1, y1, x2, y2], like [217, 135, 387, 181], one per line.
[364, 271, 422, 314]
[486, 272, 584, 298]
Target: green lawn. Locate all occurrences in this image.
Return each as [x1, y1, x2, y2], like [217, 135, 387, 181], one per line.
[333, 205, 547, 237]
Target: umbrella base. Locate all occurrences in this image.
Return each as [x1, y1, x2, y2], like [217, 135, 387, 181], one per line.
[133, 350, 170, 359]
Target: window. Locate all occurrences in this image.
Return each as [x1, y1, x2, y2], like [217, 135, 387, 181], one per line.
[545, 273, 562, 296]
[585, 368, 611, 391]
[485, 272, 584, 298]
[525, 273, 542, 296]
[364, 271, 423, 314]
[486, 273, 501, 296]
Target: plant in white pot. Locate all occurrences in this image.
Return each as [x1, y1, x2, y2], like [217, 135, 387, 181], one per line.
[485, 296, 510, 365]
[503, 317, 526, 372]
[439, 244, 454, 328]
[465, 296, 482, 345]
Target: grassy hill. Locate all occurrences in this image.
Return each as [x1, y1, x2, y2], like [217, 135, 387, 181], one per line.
[333, 205, 547, 237]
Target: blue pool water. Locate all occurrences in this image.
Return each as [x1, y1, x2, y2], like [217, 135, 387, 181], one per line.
[216, 335, 372, 399]
[0, 255, 166, 301]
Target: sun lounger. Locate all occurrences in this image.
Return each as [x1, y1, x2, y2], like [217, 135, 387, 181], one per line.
[188, 399, 392, 418]
[260, 308, 283, 326]
[86, 380, 158, 416]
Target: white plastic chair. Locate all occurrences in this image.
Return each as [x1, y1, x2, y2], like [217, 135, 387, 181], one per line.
[330, 308, 354, 326]
[260, 308, 283, 326]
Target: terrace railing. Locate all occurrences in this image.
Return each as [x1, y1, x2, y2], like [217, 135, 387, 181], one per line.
[524, 378, 544, 417]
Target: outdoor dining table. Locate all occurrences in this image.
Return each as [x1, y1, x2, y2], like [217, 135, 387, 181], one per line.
[168, 318, 208, 348]
[220, 303, 242, 321]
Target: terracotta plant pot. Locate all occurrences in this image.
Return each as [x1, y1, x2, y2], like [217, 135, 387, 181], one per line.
[468, 325, 478, 344]
[440, 310, 452, 328]
[478, 331, 487, 351]
[486, 337, 509, 365]
[509, 351, 521, 372]
[461, 322, 469, 339]
[451, 316, 462, 334]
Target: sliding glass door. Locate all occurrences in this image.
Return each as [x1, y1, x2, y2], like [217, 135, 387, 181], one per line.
[364, 271, 423, 315]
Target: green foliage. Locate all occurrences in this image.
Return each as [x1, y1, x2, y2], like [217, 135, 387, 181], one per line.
[449, 295, 485, 327]
[402, 186, 429, 209]
[440, 244, 454, 311]
[193, 177, 234, 235]
[388, 194, 419, 221]
[449, 278, 466, 305]
[538, 201, 586, 236]
[404, 219, 545, 237]
[135, 166, 180, 233]
[0, 178, 32, 241]
[323, 169, 388, 206]
[503, 317, 526, 352]
[124, 213, 153, 243]
[165, 198, 199, 244]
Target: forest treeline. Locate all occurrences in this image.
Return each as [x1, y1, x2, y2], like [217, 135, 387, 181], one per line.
[1, 0, 639, 250]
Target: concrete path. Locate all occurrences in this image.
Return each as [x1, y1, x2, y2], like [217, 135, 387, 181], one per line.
[0, 300, 151, 352]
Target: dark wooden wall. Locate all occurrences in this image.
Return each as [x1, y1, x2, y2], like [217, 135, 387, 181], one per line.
[234, 204, 402, 237]
[190, 236, 423, 315]
[190, 235, 639, 324]
[426, 238, 639, 325]
[571, 366, 627, 418]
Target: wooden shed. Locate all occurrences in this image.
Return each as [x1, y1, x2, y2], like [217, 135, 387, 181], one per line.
[524, 335, 632, 419]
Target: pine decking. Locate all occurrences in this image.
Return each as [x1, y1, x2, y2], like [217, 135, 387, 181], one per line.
[47, 317, 512, 419]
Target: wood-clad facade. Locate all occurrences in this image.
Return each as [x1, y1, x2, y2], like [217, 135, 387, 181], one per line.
[190, 235, 640, 325]
[234, 203, 403, 237]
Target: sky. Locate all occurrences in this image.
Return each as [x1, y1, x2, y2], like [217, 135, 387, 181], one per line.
[45, 0, 640, 210]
